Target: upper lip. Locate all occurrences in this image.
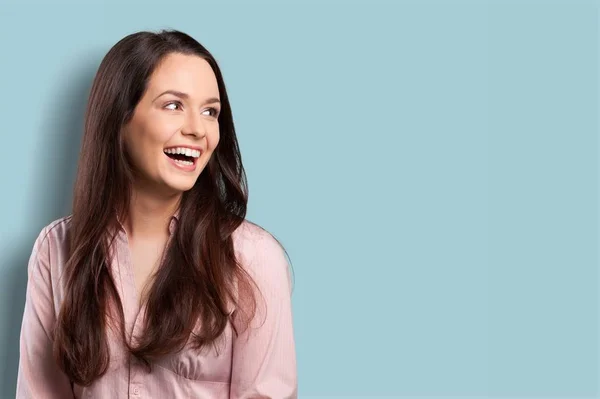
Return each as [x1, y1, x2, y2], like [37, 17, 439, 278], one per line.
[164, 144, 203, 153]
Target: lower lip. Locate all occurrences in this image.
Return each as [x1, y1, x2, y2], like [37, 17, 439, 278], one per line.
[165, 153, 198, 172]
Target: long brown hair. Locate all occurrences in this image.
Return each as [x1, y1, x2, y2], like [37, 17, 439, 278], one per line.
[53, 29, 262, 386]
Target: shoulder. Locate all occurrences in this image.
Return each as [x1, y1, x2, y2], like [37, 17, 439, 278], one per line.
[232, 219, 286, 264]
[35, 215, 72, 249]
[28, 215, 72, 272]
[231, 219, 291, 294]
[232, 219, 273, 249]
[22, 215, 74, 315]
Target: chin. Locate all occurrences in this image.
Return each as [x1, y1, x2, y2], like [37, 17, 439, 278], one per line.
[166, 179, 197, 193]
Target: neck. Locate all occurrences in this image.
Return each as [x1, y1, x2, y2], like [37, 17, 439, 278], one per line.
[124, 184, 181, 240]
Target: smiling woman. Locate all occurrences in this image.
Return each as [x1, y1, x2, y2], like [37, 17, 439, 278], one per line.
[15, 29, 297, 399]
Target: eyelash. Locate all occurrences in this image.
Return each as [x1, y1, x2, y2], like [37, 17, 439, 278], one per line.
[164, 101, 220, 117]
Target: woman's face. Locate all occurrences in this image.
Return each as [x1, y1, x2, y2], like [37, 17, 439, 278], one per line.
[122, 52, 221, 194]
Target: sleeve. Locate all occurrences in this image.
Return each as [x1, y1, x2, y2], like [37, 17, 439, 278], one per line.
[230, 233, 298, 399]
[16, 226, 74, 399]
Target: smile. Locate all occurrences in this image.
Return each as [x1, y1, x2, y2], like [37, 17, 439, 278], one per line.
[163, 147, 201, 172]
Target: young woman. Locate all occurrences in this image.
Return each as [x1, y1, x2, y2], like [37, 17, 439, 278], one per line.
[16, 29, 297, 398]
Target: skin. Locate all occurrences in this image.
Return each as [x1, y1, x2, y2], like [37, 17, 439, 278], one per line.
[119, 52, 221, 302]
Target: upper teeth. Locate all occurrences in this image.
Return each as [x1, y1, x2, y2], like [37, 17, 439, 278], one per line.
[164, 147, 201, 158]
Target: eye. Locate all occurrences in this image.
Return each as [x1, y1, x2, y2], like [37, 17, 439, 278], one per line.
[164, 101, 182, 111]
[203, 107, 220, 118]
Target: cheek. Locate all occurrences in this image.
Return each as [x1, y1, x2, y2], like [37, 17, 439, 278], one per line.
[126, 141, 151, 172]
[143, 118, 176, 144]
[125, 124, 172, 170]
[123, 131, 143, 166]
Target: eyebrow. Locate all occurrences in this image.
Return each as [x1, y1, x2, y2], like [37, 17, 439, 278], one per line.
[153, 90, 220, 104]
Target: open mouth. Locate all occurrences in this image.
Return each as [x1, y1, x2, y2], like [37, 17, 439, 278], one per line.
[165, 152, 195, 165]
[163, 147, 201, 168]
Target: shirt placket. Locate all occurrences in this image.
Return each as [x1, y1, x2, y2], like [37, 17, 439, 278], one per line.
[117, 229, 147, 399]
[113, 216, 178, 399]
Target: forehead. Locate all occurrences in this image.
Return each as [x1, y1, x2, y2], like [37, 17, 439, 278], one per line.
[146, 52, 219, 99]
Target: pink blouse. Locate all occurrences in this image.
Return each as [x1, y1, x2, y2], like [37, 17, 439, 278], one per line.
[16, 213, 297, 398]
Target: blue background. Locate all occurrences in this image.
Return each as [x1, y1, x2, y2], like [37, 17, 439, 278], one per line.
[0, 0, 597, 397]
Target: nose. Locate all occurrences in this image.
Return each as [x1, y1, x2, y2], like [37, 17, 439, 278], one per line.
[181, 111, 206, 138]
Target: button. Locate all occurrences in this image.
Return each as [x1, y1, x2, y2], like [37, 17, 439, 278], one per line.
[133, 387, 140, 395]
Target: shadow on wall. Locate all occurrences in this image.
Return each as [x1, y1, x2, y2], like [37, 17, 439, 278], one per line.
[1, 58, 100, 397]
